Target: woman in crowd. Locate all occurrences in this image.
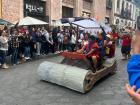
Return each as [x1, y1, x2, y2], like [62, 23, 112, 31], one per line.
[70, 30, 77, 52]
[30, 27, 37, 58]
[57, 31, 64, 52]
[63, 33, 69, 51]
[41, 28, 49, 54]
[46, 31, 54, 53]
[121, 34, 132, 59]
[36, 28, 42, 56]
[23, 31, 31, 60]
[0, 31, 9, 69]
[82, 33, 89, 46]
[18, 32, 24, 62]
[10, 29, 19, 66]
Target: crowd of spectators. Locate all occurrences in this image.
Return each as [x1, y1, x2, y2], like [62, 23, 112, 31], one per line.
[0, 26, 119, 69]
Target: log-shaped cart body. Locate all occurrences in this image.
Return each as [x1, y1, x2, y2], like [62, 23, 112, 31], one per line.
[38, 51, 117, 93]
[59, 51, 117, 92]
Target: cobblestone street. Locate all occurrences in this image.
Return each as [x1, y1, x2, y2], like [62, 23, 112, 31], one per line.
[0, 48, 134, 105]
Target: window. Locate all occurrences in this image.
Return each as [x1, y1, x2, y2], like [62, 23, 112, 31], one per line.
[106, 0, 112, 9]
[62, 6, 73, 18]
[117, 0, 120, 8]
[116, 19, 119, 24]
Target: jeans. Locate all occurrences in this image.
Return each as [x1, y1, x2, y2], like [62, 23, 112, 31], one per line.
[63, 44, 69, 51]
[24, 47, 30, 58]
[71, 44, 76, 52]
[11, 48, 18, 65]
[47, 43, 55, 53]
[0, 50, 7, 64]
[36, 42, 41, 55]
[58, 43, 63, 51]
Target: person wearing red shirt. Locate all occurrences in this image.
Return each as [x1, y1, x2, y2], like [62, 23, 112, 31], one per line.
[77, 36, 100, 73]
[121, 34, 132, 59]
[112, 30, 119, 40]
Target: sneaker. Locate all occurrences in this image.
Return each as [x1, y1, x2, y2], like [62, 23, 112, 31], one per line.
[17, 61, 21, 64]
[25, 57, 28, 60]
[28, 57, 31, 60]
[2, 64, 9, 69]
[54, 52, 58, 54]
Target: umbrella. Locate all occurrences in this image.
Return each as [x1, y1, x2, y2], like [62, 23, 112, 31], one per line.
[18, 16, 48, 26]
[72, 19, 100, 29]
[0, 19, 13, 25]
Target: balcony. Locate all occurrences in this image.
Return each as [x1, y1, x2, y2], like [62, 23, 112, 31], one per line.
[121, 10, 133, 20]
[106, 0, 112, 10]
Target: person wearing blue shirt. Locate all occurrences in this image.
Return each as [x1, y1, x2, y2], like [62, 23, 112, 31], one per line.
[126, 31, 140, 105]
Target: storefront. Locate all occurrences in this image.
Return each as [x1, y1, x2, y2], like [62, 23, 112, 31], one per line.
[24, 0, 49, 22]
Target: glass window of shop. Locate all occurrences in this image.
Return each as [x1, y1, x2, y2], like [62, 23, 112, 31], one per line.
[24, 0, 48, 21]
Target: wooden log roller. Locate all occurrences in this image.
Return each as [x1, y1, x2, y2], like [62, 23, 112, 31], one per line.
[38, 52, 117, 93]
[38, 61, 94, 93]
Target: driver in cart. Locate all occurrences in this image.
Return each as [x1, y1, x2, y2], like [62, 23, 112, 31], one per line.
[77, 35, 100, 73]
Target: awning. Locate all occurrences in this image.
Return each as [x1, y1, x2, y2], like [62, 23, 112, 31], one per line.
[18, 16, 48, 26]
[72, 19, 100, 29]
[0, 19, 13, 25]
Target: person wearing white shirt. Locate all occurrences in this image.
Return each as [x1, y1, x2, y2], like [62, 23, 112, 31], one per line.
[0, 31, 9, 69]
[70, 31, 77, 52]
[57, 31, 64, 52]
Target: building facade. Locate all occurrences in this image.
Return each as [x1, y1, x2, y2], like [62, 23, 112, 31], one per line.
[48, 0, 107, 24]
[0, 0, 2, 18]
[1, 0, 48, 23]
[106, 0, 113, 24]
[2, 0, 23, 23]
[0, 0, 107, 25]
[112, 0, 136, 29]
[135, 5, 140, 20]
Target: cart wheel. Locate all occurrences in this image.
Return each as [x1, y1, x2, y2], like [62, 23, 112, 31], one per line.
[84, 71, 94, 93]
[110, 61, 117, 75]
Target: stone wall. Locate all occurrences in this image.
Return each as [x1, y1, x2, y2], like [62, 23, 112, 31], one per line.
[0, 0, 2, 18]
[49, 0, 62, 24]
[93, 0, 106, 22]
[2, 0, 23, 23]
[83, 0, 92, 11]
[1, 0, 108, 24]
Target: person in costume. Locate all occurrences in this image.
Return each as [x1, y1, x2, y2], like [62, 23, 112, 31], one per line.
[77, 36, 100, 73]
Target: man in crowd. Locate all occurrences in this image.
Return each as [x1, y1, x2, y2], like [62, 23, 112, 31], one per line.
[126, 16, 140, 105]
[126, 31, 140, 105]
[0, 31, 9, 69]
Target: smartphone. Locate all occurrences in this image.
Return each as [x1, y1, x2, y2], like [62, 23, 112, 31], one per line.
[137, 16, 140, 31]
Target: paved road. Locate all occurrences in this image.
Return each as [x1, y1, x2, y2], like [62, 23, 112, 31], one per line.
[0, 49, 134, 105]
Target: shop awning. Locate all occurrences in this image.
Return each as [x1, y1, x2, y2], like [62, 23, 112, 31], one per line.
[61, 17, 84, 24]
[18, 16, 48, 26]
[72, 19, 100, 29]
[0, 19, 13, 25]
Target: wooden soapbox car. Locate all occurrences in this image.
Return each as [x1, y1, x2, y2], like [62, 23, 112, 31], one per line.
[59, 51, 117, 92]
